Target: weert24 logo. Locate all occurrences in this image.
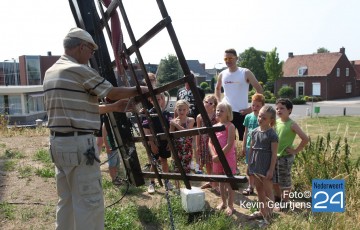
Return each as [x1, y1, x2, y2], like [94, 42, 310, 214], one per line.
[312, 179, 345, 212]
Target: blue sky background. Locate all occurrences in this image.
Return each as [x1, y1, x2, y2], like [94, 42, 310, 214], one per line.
[1, 0, 359, 69]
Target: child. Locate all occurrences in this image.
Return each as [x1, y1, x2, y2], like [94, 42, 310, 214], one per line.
[196, 95, 218, 189]
[242, 93, 265, 195]
[209, 101, 237, 216]
[142, 93, 173, 194]
[170, 99, 195, 190]
[96, 117, 122, 186]
[273, 98, 309, 203]
[247, 105, 278, 223]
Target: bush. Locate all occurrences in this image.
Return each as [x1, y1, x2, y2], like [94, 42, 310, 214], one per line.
[277, 86, 294, 98]
[292, 97, 307, 105]
[199, 82, 209, 90]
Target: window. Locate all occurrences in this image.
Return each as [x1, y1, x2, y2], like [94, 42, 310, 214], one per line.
[336, 68, 340, 77]
[26, 94, 44, 113]
[312, 82, 321, 96]
[0, 95, 5, 114]
[298, 66, 307, 76]
[346, 68, 349, 77]
[346, 82, 352, 93]
[26, 56, 41, 85]
[8, 95, 22, 115]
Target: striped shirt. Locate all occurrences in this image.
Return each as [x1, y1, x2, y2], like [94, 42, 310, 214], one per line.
[43, 55, 113, 133]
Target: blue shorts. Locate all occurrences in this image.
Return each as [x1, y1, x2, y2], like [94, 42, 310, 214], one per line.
[107, 150, 120, 167]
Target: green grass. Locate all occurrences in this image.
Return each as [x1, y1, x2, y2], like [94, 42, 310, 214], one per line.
[18, 164, 34, 178]
[0, 202, 16, 220]
[3, 149, 25, 159]
[297, 116, 360, 159]
[3, 160, 16, 171]
[0, 116, 359, 229]
[33, 149, 52, 164]
[35, 167, 55, 178]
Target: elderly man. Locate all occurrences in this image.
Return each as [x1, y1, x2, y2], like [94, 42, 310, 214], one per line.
[43, 27, 147, 230]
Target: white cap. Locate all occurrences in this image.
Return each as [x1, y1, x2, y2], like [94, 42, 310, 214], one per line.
[65, 27, 98, 50]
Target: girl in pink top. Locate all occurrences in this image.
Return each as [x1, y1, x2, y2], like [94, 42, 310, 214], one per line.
[209, 101, 236, 216]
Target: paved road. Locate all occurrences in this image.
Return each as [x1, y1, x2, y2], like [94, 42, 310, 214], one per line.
[168, 96, 360, 120]
[283, 97, 360, 120]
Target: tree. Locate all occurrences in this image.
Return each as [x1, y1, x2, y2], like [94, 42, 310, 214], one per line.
[264, 47, 283, 92]
[277, 86, 294, 98]
[199, 82, 208, 90]
[156, 54, 182, 96]
[238, 47, 268, 84]
[317, 47, 330, 53]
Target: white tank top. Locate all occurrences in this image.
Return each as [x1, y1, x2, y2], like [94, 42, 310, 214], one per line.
[221, 67, 249, 112]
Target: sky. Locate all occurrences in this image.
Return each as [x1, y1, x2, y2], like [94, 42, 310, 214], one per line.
[1, 0, 360, 69]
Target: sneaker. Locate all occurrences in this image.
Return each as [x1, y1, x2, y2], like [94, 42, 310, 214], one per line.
[166, 181, 174, 191]
[148, 183, 155, 194]
[195, 169, 203, 174]
[112, 177, 122, 186]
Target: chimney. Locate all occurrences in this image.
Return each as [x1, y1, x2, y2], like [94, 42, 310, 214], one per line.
[47, 51, 52, 56]
[201, 63, 205, 70]
[288, 52, 294, 58]
[351, 61, 355, 66]
[340, 47, 345, 54]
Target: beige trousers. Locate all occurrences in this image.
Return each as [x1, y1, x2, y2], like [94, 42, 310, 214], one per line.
[50, 134, 104, 230]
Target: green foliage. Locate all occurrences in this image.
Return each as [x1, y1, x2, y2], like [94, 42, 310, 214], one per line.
[211, 78, 215, 91]
[293, 133, 359, 192]
[35, 167, 55, 178]
[199, 82, 208, 90]
[291, 97, 306, 105]
[105, 203, 142, 230]
[33, 149, 51, 164]
[317, 47, 330, 53]
[18, 165, 33, 178]
[239, 47, 268, 84]
[264, 47, 283, 92]
[4, 160, 16, 171]
[277, 86, 294, 98]
[4, 149, 24, 159]
[0, 202, 15, 220]
[156, 54, 182, 96]
[0, 114, 8, 131]
[287, 132, 360, 229]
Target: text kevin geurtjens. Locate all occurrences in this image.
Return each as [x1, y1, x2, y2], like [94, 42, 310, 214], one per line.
[239, 200, 311, 211]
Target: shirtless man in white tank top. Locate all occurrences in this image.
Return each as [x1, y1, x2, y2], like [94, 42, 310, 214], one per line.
[215, 48, 263, 141]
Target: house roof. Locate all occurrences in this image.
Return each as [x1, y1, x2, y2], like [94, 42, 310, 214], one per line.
[283, 52, 343, 77]
[186, 60, 207, 75]
[186, 60, 213, 81]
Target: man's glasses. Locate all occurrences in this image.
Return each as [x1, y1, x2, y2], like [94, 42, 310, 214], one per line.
[204, 101, 213, 105]
[224, 57, 235, 62]
[84, 44, 95, 55]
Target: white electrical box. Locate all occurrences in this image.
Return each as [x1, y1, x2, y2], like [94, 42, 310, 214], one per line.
[180, 187, 205, 213]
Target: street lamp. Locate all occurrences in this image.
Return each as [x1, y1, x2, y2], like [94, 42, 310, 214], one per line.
[213, 62, 223, 77]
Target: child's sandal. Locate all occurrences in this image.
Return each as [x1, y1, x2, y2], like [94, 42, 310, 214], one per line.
[242, 187, 254, 196]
